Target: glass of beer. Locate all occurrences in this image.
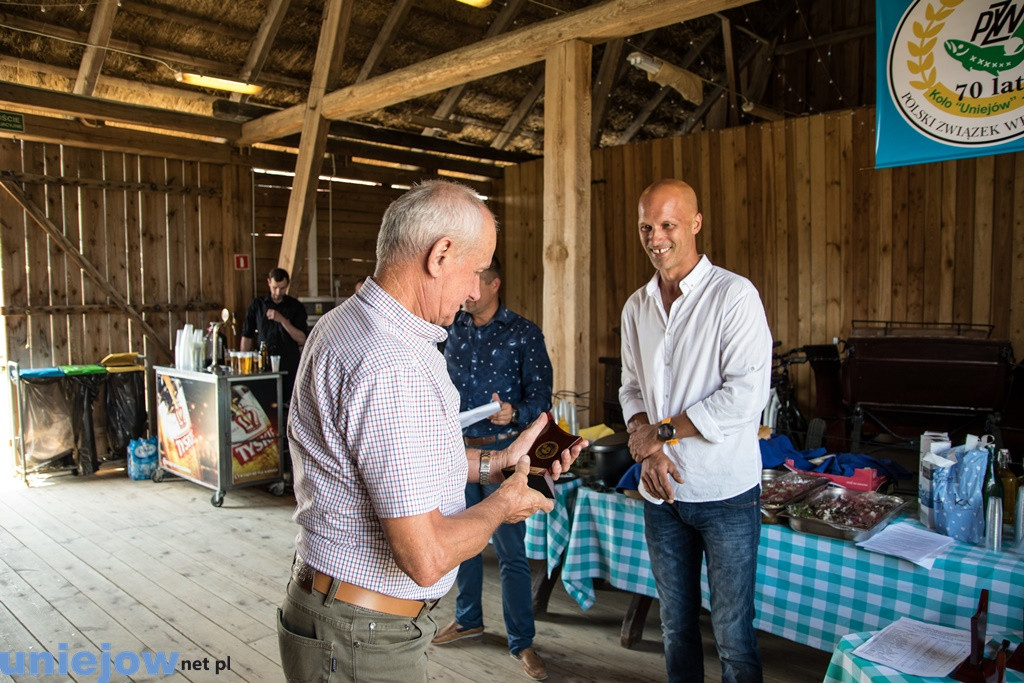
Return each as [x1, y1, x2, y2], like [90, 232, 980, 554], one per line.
[239, 351, 254, 375]
[229, 351, 241, 375]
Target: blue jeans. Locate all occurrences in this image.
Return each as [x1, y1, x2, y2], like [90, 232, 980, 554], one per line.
[454, 482, 535, 655]
[644, 485, 763, 683]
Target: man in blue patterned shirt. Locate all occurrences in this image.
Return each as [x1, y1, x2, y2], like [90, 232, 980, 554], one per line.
[433, 256, 554, 681]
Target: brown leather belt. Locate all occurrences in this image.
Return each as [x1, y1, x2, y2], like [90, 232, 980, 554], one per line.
[292, 560, 435, 619]
[464, 430, 520, 447]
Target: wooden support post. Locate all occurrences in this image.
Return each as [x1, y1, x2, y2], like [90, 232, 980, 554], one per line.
[543, 40, 591, 400]
[277, 0, 352, 282]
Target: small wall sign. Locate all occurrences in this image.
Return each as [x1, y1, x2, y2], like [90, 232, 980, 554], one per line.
[234, 254, 250, 270]
[0, 111, 25, 132]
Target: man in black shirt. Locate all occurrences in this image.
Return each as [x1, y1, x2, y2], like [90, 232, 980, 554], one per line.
[240, 267, 308, 402]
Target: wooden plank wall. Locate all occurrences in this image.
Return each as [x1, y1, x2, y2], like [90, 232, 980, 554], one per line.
[501, 107, 1024, 424]
[0, 139, 253, 369]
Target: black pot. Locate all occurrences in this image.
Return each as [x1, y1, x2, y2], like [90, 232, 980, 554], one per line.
[590, 432, 634, 487]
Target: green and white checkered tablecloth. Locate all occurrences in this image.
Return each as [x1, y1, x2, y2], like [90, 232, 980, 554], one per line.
[822, 632, 1024, 683]
[559, 487, 1024, 652]
[560, 487, 654, 609]
[524, 476, 582, 577]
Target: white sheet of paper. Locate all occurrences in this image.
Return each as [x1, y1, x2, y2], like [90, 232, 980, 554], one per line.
[856, 522, 955, 569]
[459, 401, 501, 429]
[852, 617, 970, 677]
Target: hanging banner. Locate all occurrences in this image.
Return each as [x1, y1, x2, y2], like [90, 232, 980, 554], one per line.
[876, 0, 1024, 169]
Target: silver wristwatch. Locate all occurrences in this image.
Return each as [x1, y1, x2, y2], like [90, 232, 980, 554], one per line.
[479, 451, 492, 486]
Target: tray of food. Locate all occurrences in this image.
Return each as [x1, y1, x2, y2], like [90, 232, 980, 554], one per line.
[760, 471, 831, 523]
[783, 486, 908, 542]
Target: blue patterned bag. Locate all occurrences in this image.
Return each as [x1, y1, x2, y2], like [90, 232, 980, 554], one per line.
[931, 438, 991, 544]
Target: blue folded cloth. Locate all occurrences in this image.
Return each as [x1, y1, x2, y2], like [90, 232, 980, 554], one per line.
[760, 434, 826, 469]
[759, 434, 912, 481]
[616, 462, 642, 492]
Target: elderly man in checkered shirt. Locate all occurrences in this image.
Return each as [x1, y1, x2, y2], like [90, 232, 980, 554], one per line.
[278, 180, 586, 683]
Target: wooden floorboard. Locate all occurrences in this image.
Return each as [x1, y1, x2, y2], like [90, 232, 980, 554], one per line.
[0, 469, 833, 682]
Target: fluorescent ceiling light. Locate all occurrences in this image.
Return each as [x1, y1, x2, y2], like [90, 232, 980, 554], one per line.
[175, 72, 262, 95]
[456, 0, 492, 7]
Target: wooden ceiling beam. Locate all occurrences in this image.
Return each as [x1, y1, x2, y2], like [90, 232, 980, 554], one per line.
[0, 12, 307, 90]
[249, 148, 493, 195]
[0, 81, 241, 140]
[0, 112, 236, 163]
[73, 0, 120, 97]
[355, 0, 414, 84]
[120, 1, 253, 41]
[590, 38, 625, 148]
[720, 14, 739, 126]
[213, 99, 534, 163]
[617, 25, 719, 145]
[0, 54, 221, 107]
[237, 0, 757, 146]
[231, 0, 293, 103]
[774, 24, 874, 56]
[423, 0, 528, 136]
[490, 75, 543, 151]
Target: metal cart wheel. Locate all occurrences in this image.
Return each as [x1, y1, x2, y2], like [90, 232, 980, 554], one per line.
[268, 481, 286, 496]
[211, 490, 224, 507]
[151, 467, 166, 483]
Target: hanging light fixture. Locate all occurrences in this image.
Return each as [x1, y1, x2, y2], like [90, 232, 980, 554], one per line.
[455, 0, 492, 7]
[175, 72, 263, 95]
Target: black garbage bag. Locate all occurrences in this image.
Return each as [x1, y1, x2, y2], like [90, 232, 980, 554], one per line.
[19, 377, 76, 471]
[105, 371, 147, 461]
[68, 374, 106, 475]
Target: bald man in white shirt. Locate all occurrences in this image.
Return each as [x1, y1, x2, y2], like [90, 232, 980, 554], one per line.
[619, 179, 772, 683]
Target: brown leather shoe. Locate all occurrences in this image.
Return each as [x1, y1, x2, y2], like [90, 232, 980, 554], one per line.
[431, 620, 484, 644]
[511, 647, 548, 681]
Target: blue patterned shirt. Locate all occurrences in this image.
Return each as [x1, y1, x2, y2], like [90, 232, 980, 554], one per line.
[444, 303, 553, 447]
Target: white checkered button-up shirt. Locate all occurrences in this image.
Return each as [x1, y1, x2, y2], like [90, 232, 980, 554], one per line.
[289, 278, 467, 600]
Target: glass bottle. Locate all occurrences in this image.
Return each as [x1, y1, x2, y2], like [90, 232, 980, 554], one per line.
[983, 445, 1004, 512]
[997, 448, 1017, 525]
[258, 341, 270, 373]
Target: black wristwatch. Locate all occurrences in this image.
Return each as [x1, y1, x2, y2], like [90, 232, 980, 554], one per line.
[657, 417, 677, 443]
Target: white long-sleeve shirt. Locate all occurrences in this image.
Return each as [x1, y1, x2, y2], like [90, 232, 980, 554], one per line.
[619, 256, 772, 502]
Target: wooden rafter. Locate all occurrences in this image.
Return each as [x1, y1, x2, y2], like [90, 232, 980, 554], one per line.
[0, 12, 308, 90]
[119, 1, 252, 41]
[278, 0, 353, 279]
[422, 0, 528, 136]
[774, 23, 874, 56]
[355, 0, 414, 84]
[73, 0, 119, 97]
[590, 38, 625, 147]
[213, 99, 534, 164]
[490, 76, 544, 151]
[0, 173, 173, 361]
[679, 11, 790, 135]
[0, 81, 240, 140]
[0, 111, 235, 163]
[231, 0, 293, 103]
[237, 0, 756, 146]
[617, 25, 719, 145]
[720, 14, 738, 126]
